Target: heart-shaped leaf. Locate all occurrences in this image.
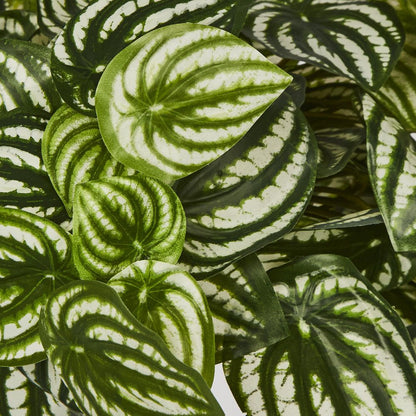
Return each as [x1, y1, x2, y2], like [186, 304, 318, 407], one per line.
[224, 254, 416, 415]
[0, 207, 78, 366]
[39, 280, 225, 416]
[72, 174, 186, 281]
[108, 260, 215, 385]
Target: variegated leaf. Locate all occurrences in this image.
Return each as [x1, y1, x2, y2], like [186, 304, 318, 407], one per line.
[0, 109, 69, 223]
[0, 207, 78, 366]
[0, 366, 80, 416]
[243, 0, 404, 90]
[0, 0, 36, 11]
[258, 210, 416, 291]
[198, 254, 288, 362]
[0, 38, 61, 114]
[51, 0, 262, 115]
[174, 92, 317, 278]
[39, 280, 225, 416]
[96, 23, 291, 182]
[42, 104, 135, 216]
[224, 254, 416, 416]
[0, 9, 37, 39]
[363, 93, 416, 252]
[108, 260, 215, 385]
[72, 174, 186, 281]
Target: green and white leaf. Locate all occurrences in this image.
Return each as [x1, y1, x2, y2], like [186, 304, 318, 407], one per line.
[42, 104, 135, 216]
[244, 0, 404, 90]
[224, 254, 416, 416]
[363, 94, 416, 252]
[174, 92, 317, 278]
[96, 23, 291, 181]
[258, 209, 416, 291]
[0, 207, 78, 366]
[39, 280, 225, 416]
[0, 109, 68, 223]
[0, 9, 37, 39]
[72, 174, 186, 281]
[52, 0, 262, 115]
[108, 260, 215, 385]
[198, 254, 288, 362]
[0, 38, 61, 114]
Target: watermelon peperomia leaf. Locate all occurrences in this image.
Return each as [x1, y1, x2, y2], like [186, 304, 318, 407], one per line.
[96, 22, 292, 182]
[224, 254, 416, 415]
[0, 207, 78, 366]
[39, 280, 225, 416]
[72, 174, 186, 281]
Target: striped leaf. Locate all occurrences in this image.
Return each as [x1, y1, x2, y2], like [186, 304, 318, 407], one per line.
[0, 109, 68, 223]
[0, 366, 80, 416]
[0, 38, 61, 114]
[224, 254, 416, 416]
[363, 94, 416, 252]
[198, 254, 288, 363]
[0, 207, 78, 366]
[257, 210, 416, 291]
[108, 260, 215, 385]
[72, 174, 186, 281]
[244, 0, 404, 90]
[173, 92, 317, 278]
[96, 23, 291, 182]
[39, 280, 225, 416]
[0, 10, 37, 39]
[51, 0, 263, 115]
[42, 104, 135, 216]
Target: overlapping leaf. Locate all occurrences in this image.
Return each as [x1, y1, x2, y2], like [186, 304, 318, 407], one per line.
[39, 280, 225, 416]
[198, 254, 288, 362]
[72, 174, 186, 281]
[52, 0, 262, 114]
[224, 255, 416, 415]
[0, 10, 37, 39]
[42, 104, 135, 216]
[243, 0, 404, 90]
[108, 260, 215, 385]
[0, 207, 78, 366]
[363, 94, 416, 252]
[174, 92, 317, 278]
[96, 23, 291, 182]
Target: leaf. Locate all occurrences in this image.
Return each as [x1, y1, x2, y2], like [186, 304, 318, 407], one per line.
[382, 281, 416, 327]
[108, 260, 215, 385]
[0, 109, 69, 223]
[72, 174, 186, 281]
[363, 93, 416, 252]
[39, 280, 225, 416]
[257, 210, 416, 291]
[244, 0, 404, 90]
[0, 207, 78, 366]
[173, 92, 317, 278]
[96, 22, 291, 182]
[51, 0, 262, 115]
[198, 253, 288, 362]
[0, 38, 61, 114]
[42, 104, 135, 216]
[224, 254, 416, 415]
[0, 10, 37, 40]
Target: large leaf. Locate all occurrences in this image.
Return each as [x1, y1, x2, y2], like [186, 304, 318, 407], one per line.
[174, 92, 317, 278]
[0, 109, 69, 223]
[0, 9, 37, 39]
[52, 0, 261, 115]
[96, 22, 291, 182]
[108, 260, 215, 385]
[224, 254, 416, 415]
[363, 93, 416, 252]
[72, 174, 186, 281]
[42, 104, 135, 216]
[243, 0, 404, 90]
[0, 207, 78, 366]
[0, 38, 61, 114]
[39, 280, 225, 416]
[198, 254, 288, 362]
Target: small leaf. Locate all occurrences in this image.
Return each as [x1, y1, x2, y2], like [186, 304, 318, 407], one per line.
[39, 280, 225, 416]
[72, 174, 186, 281]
